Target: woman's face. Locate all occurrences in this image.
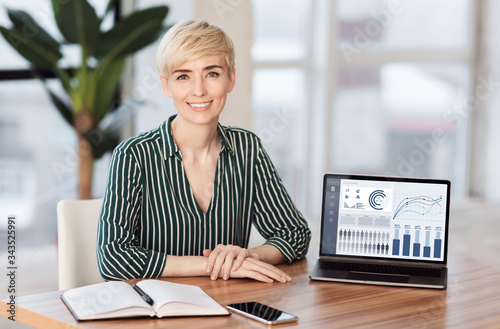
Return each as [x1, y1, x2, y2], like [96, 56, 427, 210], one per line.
[161, 54, 236, 126]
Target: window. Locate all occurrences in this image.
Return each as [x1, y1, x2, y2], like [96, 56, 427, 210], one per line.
[333, 0, 473, 198]
[252, 0, 475, 217]
[251, 0, 312, 210]
[0, 0, 116, 297]
[333, 63, 469, 179]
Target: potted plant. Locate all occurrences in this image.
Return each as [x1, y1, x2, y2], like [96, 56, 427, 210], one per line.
[0, 0, 169, 199]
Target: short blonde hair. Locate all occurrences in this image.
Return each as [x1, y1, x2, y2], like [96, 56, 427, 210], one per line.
[156, 19, 235, 79]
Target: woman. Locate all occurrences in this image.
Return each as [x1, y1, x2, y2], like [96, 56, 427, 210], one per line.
[96, 19, 311, 283]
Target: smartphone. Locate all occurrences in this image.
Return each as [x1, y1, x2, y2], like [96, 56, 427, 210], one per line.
[226, 301, 298, 325]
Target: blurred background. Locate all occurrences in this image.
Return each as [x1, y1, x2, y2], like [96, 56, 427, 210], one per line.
[1, 0, 499, 297]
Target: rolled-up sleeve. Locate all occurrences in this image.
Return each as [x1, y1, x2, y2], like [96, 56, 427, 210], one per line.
[252, 144, 311, 263]
[96, 146, 166, 281]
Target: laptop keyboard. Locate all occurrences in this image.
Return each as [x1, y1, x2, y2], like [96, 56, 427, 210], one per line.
[319, 260, 442, 278]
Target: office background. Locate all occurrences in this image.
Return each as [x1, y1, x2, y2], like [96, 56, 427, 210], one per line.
[0, 0, 499, 298]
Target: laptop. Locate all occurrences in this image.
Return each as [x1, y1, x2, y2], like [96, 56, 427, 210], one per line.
[309, 173, 451, 289]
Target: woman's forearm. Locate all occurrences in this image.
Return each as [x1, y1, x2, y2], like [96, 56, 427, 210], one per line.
[160, 247, 285, 278]
[160, 255, 208, 277]
[162, 246, 290, 283]
[249, 244, 287, 265]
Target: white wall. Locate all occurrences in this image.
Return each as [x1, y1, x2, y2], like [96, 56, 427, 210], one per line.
[132, 0, 194, 134]
[471, 0, 500, 202]
[483, 0, 500, 202]
[193, 0, 253, 130]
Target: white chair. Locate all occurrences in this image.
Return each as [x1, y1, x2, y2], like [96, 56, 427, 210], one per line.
[57, 198, 104, 290]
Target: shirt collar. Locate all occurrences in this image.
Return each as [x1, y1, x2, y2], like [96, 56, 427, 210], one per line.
[219, 123, 234, 155]
[161, 115, 179, 160]
[161, 115, 234, 161]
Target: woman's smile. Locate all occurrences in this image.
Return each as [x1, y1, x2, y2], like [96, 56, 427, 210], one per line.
[188, 100, 213, 111]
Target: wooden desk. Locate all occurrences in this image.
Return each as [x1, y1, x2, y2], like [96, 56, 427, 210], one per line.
[2, 253, 500, 328]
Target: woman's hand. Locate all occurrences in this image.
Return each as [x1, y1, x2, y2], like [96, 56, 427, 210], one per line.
[203, 244, 291, 283]
[227, 257, 292, 283]
[203, 244, 252, 280]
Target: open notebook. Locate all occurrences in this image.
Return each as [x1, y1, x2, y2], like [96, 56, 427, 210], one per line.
[310, 173, 451, 289]
[61, 280, 229, 320]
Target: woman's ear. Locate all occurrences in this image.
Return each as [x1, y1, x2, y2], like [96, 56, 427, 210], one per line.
[160, 75, 173, 98]
[227, 68, 236, 93]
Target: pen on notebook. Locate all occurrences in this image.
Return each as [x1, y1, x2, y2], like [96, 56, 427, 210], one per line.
[133, 284, 154, 305]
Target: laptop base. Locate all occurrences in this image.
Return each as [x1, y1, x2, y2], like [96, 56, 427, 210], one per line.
[309, 260, 447, 289]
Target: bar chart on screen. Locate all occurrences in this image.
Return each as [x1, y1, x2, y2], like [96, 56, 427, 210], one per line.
[391, 224, 444, 260]
[389, 188, 446, 260]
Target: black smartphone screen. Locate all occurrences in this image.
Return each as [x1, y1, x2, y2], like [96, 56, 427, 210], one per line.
[226, 302, 298, 324]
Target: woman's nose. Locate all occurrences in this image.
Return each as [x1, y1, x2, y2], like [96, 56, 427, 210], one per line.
[192, 77, 207, 96]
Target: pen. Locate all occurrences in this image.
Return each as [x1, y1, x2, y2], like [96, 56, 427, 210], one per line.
[133, 284, 154, 305]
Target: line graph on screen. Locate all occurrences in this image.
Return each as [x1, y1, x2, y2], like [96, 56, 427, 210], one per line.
[393, 195, 443, 220]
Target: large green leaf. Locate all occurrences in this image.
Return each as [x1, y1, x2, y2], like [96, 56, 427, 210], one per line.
[95, 6, 168, 59]
[102, 0, 118, 22]
[7, 9, 61, 50]
[91, 58, 126, 122]
[44, 85, 74, 127]
[33, 72, 74, 126]
[82, 128, 119, 159]
[1, 0, 170, 162]
[0, 27, 62, 69]
[51, 0, 100, 49]
[83, 101, 137, 159]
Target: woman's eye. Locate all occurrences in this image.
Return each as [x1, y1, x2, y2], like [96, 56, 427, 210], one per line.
[207, 72, 219, 78]
[176, 74, 189, 80]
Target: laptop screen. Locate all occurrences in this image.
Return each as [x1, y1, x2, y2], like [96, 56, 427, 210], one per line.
[320, 174, 451, 264]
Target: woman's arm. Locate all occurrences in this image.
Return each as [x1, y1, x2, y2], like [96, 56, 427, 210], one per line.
[249, 244, 287, 264]
[161, 251, 290, 283]
[251, 144, 312, 262]
[96, 146, 167, 281]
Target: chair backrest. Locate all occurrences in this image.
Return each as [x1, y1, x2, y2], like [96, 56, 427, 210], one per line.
[57, 198, 104, 290]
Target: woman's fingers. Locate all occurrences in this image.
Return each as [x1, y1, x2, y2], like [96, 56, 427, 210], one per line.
[203, 245, 292, 283]
[223, 249, 251, 279]
[231, 258, 292, 283]
[205, 245, 250, 280]
[218, 249, 236, 280]
[205, 244, 226, 274]
[232, 251, 248, 271]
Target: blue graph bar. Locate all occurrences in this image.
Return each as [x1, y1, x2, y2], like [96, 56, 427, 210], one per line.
[413, 230, 420, 257]
[434, 239, 442, 258]
[403, 230, 411, 256]
[392, 228, 400, 255]
[434, 231, 442, 258]
[424, 230, 431, 257]
[393, 239, 400, 255]
[413, 243, 421, 257]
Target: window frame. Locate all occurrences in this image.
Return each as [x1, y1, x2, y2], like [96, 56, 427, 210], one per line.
[251, 0, 315, 211]
[252, 0, 480, 216]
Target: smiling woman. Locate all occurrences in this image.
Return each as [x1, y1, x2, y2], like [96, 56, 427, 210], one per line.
[96, 19, 311, 284]
[160, 55, 235, 126]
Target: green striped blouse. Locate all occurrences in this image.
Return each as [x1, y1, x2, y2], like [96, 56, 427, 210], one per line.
[96, 115, 311, 281]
